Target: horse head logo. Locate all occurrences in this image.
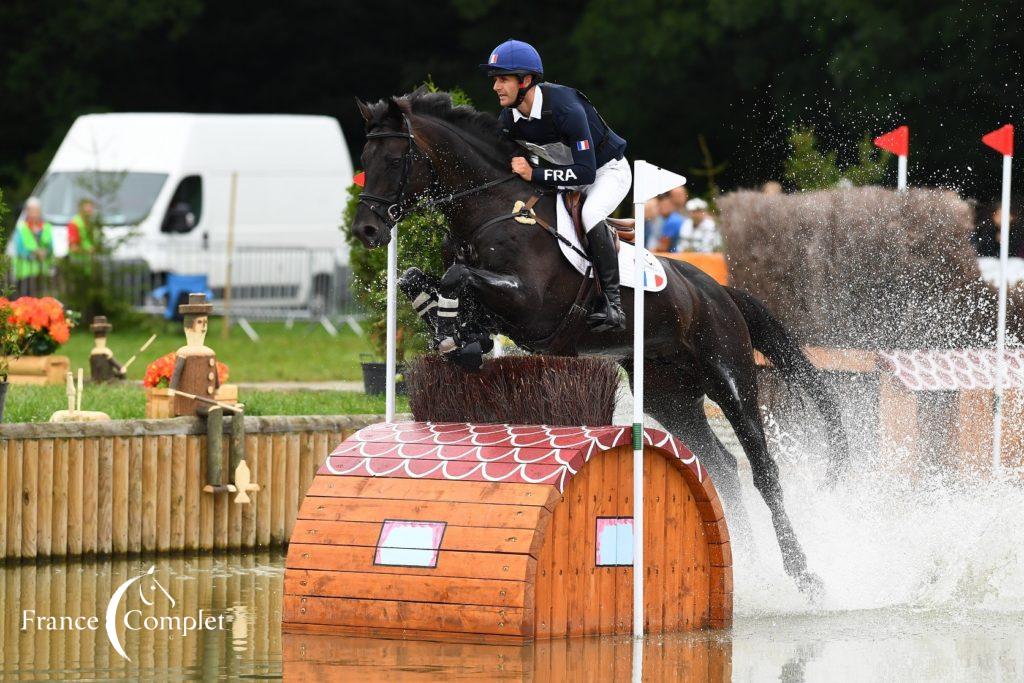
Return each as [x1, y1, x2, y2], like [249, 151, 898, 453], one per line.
[105, 565, 175, 662]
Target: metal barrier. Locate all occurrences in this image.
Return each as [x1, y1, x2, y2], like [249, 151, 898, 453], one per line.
[5, 244, 364, 335]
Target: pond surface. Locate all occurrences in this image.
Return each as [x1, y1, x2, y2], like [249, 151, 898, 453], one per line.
[1, 448, 1022, 681]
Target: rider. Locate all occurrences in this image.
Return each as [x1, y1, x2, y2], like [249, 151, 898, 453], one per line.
[482, 39, 630, 331]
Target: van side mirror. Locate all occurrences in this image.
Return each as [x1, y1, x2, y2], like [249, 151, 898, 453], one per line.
[162, 203, 196, 233]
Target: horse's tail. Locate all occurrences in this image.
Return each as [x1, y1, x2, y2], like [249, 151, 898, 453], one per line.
[725, 286, 850, 474]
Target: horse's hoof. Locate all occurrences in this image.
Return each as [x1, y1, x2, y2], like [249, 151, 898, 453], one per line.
[796, 570, 825, 603]
[438, 337, 457, 354]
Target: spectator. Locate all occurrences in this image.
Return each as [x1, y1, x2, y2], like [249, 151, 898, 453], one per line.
[13, 197, 55, 284]
[762, 180, 783, 195]
[668, 185, 689, 212]
[68, 198, 98, 254]
[644, 197, 663, 249]
[675, 198, 722, 253]
[653, 192, 688, 252]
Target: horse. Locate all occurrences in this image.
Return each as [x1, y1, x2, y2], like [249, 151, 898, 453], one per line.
[351, 89, 849, 597]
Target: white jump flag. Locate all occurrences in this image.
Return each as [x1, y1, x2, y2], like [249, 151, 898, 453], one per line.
[631, 160, 687, 638]
[982, 124, 1014, 476]
[874, 125, 910, 191]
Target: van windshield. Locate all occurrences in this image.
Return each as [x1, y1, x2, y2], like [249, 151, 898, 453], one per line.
[36, 171, 168, 226]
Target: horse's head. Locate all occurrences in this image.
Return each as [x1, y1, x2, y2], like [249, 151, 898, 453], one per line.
[352, 96, 434, 248]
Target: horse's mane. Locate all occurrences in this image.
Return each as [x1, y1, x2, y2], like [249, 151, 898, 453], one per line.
[365, 89, 518, 165]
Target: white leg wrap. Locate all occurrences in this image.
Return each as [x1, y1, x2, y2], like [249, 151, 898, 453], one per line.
[437, 296, 459, 318]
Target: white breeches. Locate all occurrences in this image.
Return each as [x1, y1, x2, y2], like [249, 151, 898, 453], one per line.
[578, 156, 632, 232]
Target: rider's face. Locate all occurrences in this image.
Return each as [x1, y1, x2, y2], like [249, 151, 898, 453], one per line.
[493, 75, 522, 107]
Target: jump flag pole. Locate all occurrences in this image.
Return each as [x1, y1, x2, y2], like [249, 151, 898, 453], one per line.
[353, 170, 397, 423]
[874, 125, 909, 191]
[982, 124, 1014, 476]
[631, 161, 687, 639]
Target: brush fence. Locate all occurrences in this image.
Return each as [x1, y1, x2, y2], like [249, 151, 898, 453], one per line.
[282, 421, 733, 643]
[0, 415, 381, 560]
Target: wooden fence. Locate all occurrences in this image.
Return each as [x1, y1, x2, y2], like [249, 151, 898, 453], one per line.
[0, 415, 382, 561]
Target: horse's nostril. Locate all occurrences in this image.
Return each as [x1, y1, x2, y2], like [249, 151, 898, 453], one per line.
[362, 224, 379, 240]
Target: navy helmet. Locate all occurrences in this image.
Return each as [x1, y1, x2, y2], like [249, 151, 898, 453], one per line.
[480, 39, 543, 77]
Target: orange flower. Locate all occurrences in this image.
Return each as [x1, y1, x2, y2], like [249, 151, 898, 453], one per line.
[144, 352, 230, 388]
[49, 321, 70, 345]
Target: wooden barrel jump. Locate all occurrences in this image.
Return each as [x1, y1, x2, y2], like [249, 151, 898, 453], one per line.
[282, 421, 732, 643]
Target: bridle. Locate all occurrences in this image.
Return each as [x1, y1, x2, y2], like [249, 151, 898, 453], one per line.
[358, 113, 426, 226]
[358, 112, 518, 229]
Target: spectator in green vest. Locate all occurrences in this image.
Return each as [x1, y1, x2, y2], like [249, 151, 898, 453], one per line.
[68, 198, 97, 254]
[13, 197, 54, 281]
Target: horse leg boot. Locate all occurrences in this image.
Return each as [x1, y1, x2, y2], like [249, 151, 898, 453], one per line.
[398, 267, 442, 337]
[584, 222, 626, 331]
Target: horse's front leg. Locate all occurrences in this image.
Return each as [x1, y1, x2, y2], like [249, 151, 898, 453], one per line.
[436, 263, 533, 352]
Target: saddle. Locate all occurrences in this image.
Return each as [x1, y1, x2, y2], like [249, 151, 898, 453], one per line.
[561, 191, 635, 250]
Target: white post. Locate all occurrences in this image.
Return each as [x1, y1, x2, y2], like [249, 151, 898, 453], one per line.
[632, 181, 646, 640]
[385, 225, 398, 423]
[897, 155, 908, 191]
[992, 153, 1013, 476]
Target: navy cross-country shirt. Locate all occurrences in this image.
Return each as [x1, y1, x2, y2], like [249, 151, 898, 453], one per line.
[499, 83, 627, 188]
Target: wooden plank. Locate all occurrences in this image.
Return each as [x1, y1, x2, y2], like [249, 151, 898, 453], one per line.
[241, 435, 258, 548]
[594, 451, 616, 636]
[257, 434, 272, 547]
[306, 476, 559, 509]
[644, 452, 666, 633]
[298, 497, 545, 529]
[170, 435, 187, 550]
[0, 440, 6, 560]
[213, 435, 228, 549]
[157, 435, 172, 551]
[285, 569, 527, 607]
[287, 543, 535, 582]
[97, 439, 114, 556]
[22, 439, 39, 559]
[533, 503, 554, 639]
[291, 519, 539, 555]
[663, 457, 685, 632]
[185, 436, 201, 550]
[548, 488, 568, 637]
[282, 622, 528, 645]
[298, 432, 316, 499]
[283, 595, 531, 637]
[50, 439, 68, 556]
[127, 437, 143, 553]
[67, 438, 83, 557]
[565, 464, 587, 636]
[81, 438, 98, 554]
[271, 434, 287, 544]
[6, 440, 22, 559]
[614, 446, 632, 634]
[141, 436, 158, 551]
[580, 453, 600, 635]
[111, 436, 129, 553]
[36, 439, 53, 557]
[199, 435, 214, 550]
[285, 433, 301, 540]
[227, 436, 242, 549]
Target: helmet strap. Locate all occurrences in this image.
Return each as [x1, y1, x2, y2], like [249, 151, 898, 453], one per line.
[512, 74, 538, 108]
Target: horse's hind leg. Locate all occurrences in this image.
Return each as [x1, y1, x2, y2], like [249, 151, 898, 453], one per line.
[703, 358, 824, 599]
[645, 389, 754, 543]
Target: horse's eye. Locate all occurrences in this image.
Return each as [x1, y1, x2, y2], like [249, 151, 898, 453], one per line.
[386, 157, 401, 168]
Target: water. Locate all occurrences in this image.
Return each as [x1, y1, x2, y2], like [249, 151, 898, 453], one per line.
[1, 448, 1022, 681]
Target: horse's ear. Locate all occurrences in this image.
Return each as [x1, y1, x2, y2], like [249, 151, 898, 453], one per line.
[387, 96, 409, 121]
[355, 98, 373, 123]
[409, 84, 429, 99]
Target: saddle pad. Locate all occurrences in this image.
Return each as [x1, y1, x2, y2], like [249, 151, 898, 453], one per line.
[555, 193, 668, 292]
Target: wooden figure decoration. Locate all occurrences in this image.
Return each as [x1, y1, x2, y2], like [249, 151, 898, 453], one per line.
[50, 369, 110, 422]
[168, 292, 254, 499]
[89, 316, 127, 382]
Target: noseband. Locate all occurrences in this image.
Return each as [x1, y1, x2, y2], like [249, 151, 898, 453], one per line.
[358, 113, 426, 226]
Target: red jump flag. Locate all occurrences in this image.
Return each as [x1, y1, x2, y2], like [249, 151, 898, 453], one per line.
[982, 124, 1014, 156]
[353, 171, 366, 187]
[874, 125, 909, 156]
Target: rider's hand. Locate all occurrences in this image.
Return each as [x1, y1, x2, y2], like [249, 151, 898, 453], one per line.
[511, 156, 533, 181]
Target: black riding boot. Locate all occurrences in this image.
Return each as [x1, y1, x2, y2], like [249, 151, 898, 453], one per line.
[585, 222, 626, 331]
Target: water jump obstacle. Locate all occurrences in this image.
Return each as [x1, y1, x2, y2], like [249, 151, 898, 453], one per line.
[282, 160, 734, 641]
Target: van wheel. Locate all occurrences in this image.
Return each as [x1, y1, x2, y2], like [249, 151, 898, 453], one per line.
[310, 274, 333, 314]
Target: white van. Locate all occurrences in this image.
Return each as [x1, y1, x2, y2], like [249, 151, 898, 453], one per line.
[22, 113, 353, 311]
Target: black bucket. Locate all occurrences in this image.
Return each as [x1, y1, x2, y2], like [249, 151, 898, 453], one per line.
[0, 381, 7, 422]
[360, 355, 406, 396]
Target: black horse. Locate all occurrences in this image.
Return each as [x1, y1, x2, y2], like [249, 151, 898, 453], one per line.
[352, 90, 848, 596]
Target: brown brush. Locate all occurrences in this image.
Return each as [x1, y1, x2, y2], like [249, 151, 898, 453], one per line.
[407, 355, 621, 425]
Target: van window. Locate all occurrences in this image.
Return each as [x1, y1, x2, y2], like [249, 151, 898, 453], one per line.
[162, 175, 203, 233]
[37, 171, 167, 226]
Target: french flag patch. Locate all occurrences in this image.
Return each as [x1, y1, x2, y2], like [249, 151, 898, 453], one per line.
[489, 53, 499, 64]
[576, 140, 591, 151]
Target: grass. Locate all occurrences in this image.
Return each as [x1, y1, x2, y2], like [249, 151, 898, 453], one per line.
[4, 383, 408, 423]
[58, 318, 377, 382]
